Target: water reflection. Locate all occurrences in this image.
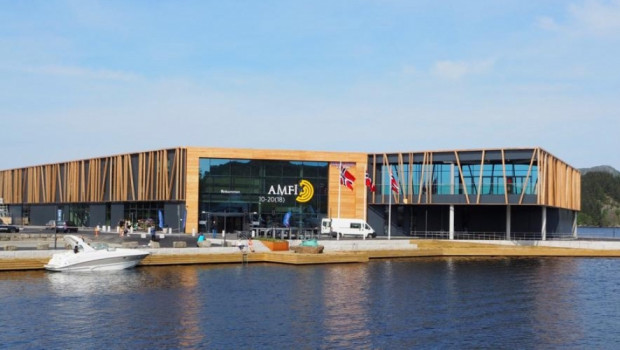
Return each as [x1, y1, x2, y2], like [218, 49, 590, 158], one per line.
[2, 258, 620, 349]
[47, 270, 143, 296]
[322, 264, 371, 348]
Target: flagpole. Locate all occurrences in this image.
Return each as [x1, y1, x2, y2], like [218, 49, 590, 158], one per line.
[388, 180, 392, 240]
[338, 161, 341, 219]
[364, 167, 367, 224]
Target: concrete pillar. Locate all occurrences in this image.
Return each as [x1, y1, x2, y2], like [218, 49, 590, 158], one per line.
[449, 205, 455, 240]
[506, 205, 511, 241]
[541, 207, 547, 241]
[573, 212, 578, 239]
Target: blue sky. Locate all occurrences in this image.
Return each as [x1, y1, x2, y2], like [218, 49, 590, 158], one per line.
[1, 0, 619, 171]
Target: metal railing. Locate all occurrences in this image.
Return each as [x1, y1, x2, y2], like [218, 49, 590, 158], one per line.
[408, 231, 576, 241]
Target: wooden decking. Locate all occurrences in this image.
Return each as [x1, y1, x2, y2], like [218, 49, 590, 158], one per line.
[3, 240, 620, 271]
[0, 257, 50, 271]
[414, 240, 620, 257]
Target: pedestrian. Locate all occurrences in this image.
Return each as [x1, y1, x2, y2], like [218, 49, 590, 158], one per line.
[236, 239, 246, 252]
[211, 218, 217, 239]
[197, 232, 205, 247]
[248, 237, 255, 253]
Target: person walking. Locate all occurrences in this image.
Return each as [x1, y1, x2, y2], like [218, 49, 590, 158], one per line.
[248, 237, 255, 253]
[150, 225, 156, 242]
[197, 232, 205, 247]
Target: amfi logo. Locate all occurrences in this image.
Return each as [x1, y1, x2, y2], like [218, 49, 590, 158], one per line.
[296, 180, 314, 203]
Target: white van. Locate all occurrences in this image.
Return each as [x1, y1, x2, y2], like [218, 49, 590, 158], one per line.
[321, 218, 375, 239]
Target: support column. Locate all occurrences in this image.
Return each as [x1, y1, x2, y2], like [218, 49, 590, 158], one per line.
[449, 205, 454, 240]
[541, 206, 547, 241]
[572, 211, 578, 239]
[506, 205, 511, 241]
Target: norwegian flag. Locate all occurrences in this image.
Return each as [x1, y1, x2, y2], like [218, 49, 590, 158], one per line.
[390, 172, 400, 194]
[340, 165, 356, 190]
[365, 171, 376, 192]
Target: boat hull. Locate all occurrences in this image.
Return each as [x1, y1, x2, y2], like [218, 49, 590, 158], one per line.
[45, 251, 150, 272]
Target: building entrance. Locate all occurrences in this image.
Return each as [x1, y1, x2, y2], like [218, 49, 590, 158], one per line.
[212, 213, 246, 234]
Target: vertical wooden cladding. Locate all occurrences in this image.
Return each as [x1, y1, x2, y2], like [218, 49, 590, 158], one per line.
[538, 149, 580, 211]
[369, 147, 580, 211]
[0, 169, 23, 203]
[136, 148, 185, 201]
[0, 148, 186, 204]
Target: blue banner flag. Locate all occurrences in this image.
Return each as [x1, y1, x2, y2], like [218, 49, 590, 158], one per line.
[283, 211, 291, 228]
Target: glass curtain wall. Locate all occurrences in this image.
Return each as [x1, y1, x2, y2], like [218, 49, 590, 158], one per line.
[458, 163, 539, 196]
[199, 158, 328, 233]
[124, 202, 165, 230]
[380, 163, 539, 196]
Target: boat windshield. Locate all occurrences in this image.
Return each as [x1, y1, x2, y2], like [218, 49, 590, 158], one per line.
[90, 242, 110, 251]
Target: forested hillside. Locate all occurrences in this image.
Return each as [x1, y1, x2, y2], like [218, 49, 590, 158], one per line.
[579, 167, 620, 227]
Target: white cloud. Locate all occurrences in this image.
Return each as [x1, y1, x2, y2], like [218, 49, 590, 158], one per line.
[536, 16, 561, 31]
[431, 58, 495, 80]
[539, 0, 620, 38]
[569, 0, 620, 36]
[21, 65, 139, 82]
[401, 64, 417, 76]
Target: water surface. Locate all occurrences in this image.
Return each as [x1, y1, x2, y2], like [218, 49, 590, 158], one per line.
[2, 257, 620, 349]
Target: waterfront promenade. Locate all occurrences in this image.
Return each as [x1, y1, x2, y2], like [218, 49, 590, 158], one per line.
[3, 230, 620, 271]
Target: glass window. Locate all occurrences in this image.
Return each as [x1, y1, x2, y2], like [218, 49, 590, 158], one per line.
[283, 162, 300, 177]
[264, 162, 282, 177]
[199, 158, 328, 230]
[209, 159, 230, 176]
[302, 162, 321, 178]
[230, 160, 251, 177]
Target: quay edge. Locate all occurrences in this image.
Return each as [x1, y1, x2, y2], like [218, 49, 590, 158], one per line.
[3, 240, 620, 271]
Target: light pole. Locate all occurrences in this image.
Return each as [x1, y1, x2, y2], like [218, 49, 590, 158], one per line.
[223, 210, 227, 246]
[201, 211, 207, 233]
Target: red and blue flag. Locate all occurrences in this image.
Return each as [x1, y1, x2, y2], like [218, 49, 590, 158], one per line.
[340, 165, 355, 190]
[365, 171, 376, 192]
[390, 172, 399, 194]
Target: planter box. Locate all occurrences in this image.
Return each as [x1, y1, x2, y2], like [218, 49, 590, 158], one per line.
[262, 240, 289, 251]
[292, 245, 324, 254]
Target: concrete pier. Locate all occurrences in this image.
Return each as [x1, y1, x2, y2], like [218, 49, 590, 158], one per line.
[2, 239, 620, 271]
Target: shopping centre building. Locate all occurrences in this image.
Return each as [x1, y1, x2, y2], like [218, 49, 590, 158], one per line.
[0, 146, 580, 240]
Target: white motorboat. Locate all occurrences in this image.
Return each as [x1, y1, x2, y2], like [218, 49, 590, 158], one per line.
[45, 235, 150, 272]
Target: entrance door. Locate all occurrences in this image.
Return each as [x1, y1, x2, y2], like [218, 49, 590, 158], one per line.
[214, 213, 246, 233]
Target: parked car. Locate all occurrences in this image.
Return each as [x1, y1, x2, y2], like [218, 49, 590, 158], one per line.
[0, 218, 19, 233]
[55, 220, 78, 233]
[45, 220, 56, 230]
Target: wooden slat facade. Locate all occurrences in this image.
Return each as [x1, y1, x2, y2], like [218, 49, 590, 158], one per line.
[368, 147, 580, 211]
[0, 146, 579, 233]
[0, 148, 186, 204]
